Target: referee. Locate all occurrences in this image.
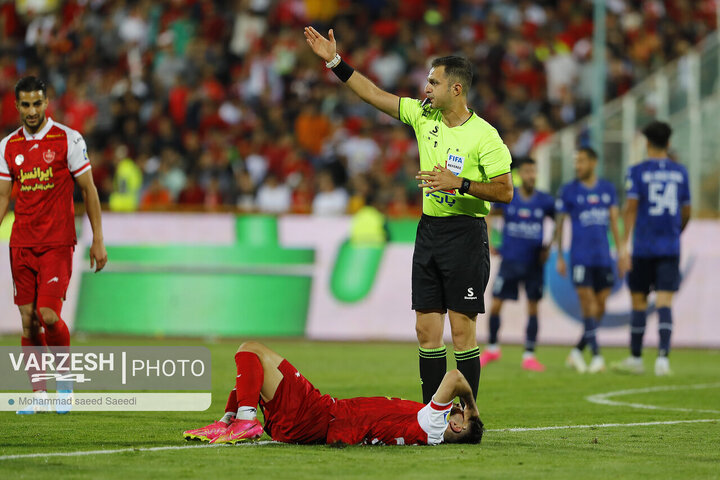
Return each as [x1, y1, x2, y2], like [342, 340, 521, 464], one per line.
[305, 27, 513, 403]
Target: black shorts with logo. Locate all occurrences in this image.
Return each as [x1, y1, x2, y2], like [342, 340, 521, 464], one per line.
[411, 214, 490, 314]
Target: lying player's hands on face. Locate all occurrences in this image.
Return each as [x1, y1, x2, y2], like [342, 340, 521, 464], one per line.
[304, 26, 337, 63]
[90, 239, 108, 273]
[416, 164, 463, 194]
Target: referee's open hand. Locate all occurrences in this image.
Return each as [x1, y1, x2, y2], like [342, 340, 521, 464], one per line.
[417, 164, 462, 194]
[304, 26, 337, 63]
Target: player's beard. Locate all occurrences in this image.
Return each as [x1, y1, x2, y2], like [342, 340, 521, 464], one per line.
[23, 112, 45, 133]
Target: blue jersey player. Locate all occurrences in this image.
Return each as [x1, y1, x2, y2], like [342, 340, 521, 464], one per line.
[481, 159, 555, 371]
[613, 121, 691, 376]
[554, 147, 625, 374]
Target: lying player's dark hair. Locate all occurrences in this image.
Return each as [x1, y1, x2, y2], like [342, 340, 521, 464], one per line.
[15, 76, 47, 100]
[577, 146, 597, 160]
[456, 417, 485, 445]
[431, 56, 473, 95]
[642, 121, 672, 149]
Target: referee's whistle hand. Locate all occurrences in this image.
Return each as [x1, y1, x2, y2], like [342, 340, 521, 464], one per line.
[416, 165, 461, 194]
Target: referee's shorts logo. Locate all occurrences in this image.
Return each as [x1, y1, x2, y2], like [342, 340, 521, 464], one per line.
[464, 287, 477, 300]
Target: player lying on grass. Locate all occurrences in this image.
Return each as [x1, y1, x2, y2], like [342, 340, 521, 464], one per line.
[183, 341, 484, 445]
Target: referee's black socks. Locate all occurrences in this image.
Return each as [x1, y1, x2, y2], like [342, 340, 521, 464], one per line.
[454, 347, 481, 400]
[419, 346, 446, 404]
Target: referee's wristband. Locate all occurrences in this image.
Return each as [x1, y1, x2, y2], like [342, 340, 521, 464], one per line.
[325, 53, 341, 68]
[328, 56, 355, 83]
[458, 177, 472, 195]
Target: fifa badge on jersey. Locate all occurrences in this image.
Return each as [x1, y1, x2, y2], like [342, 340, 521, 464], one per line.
[43, 149, 56, 164]
[446, 153, 464, 176]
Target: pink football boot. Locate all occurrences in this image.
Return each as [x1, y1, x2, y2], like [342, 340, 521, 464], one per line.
[479, 349, 501, 367]
[210, 419, 264, 444]
[183, 421, 230, 442]
[521, 356, 546, 372]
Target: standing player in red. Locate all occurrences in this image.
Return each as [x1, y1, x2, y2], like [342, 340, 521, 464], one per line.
[0, 76, 107, 413]
[183, 341, 484, 446]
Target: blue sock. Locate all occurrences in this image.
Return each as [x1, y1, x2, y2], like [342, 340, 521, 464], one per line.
[489, 314, 500, 345]
[575, 333, 587, 351]
[630, 310, 647, 357]
[658, 307, 672, 357]
[582, 317, 599, 355]
[525, 315, 538, 352]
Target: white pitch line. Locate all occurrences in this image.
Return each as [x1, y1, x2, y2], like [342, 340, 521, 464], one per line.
[1, 419, 717, 460]
[486, 418, 718, 433]
[0, 441, 279, 461]
[586, 383, 720, 414]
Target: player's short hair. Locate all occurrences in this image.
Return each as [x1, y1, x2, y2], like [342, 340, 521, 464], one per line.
[456, 417, 485, 445]
[577, 146, 597, 160]
[431, 56, 473, 95]
[516, 157, 536, 168]
[15, 76, 47, 100]
[642, 121, 672, 149]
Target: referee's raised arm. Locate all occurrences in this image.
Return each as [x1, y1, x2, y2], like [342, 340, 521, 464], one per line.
[304, 27, 400, 120]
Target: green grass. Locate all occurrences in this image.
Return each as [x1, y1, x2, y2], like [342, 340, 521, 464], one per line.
[0, 336, 718, 479]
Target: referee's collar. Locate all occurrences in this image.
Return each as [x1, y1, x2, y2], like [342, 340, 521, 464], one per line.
[23, 117, 54, 140]
[459, 109, 475, 127]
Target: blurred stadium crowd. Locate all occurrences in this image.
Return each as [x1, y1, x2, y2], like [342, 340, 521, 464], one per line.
[0, 0, 716, 215]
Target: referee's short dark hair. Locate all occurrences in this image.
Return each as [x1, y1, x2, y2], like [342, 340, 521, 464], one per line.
[431, 56, 473, 95]
[15, 76, 47, 100]
[578, 146, 598, 160]
[642, 121, 672, 149]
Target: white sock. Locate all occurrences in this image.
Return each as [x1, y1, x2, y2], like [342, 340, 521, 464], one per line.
[236, 406, 257, 420]
[522, 351, 535, 360]
[487, 344, 500, 353]
[220, 412, 235, 424]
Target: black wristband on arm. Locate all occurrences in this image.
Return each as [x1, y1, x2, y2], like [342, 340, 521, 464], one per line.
[332, 60, 355, 82]
[458, 177, 472, 195]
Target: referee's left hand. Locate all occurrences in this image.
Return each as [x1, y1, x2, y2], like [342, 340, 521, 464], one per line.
[417, 164, 462, 194]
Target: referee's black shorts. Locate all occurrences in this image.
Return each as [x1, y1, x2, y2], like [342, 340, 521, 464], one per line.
[411, 214, 490, 314]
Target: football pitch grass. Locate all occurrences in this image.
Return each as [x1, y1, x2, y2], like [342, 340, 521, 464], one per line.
[0, 336, 718, 479]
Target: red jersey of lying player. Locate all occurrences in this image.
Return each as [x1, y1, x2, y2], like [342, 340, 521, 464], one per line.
[183, 341, 484, 446]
